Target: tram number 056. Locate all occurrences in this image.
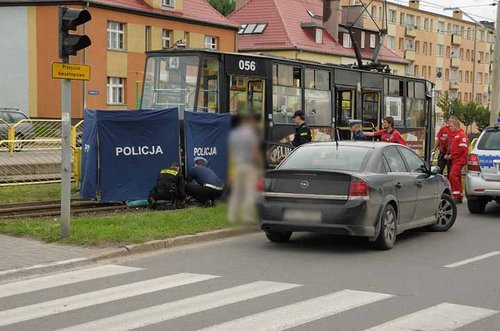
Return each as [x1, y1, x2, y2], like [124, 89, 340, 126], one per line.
[239, 60, 256, 72]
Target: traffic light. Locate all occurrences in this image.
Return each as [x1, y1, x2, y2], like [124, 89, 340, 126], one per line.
[58, 6, 92, 59]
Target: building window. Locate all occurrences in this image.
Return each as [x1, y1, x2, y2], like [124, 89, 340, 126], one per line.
[459, 48, 464, 60]
[459, 70, 463, 82]
[400, 13, 405, 25]
[476, 93, 482, 103]
[361, 32, 366, 48]
[370, 34, 376, 48]
[446, 46, 450, 58]
[415, 65, 419, 77]
[415, 41, 420, 53]
[485, 73, 489, 84]
[315, 28, 323, 44]
[465, 71, 469, 83]
[424, 18, 429, 31]
[416, 17, 421, 29]
[162, 29, 171, 49]
[476, 73, 483, 84]
[478, 51, 484, 63]
[388, 9, 396, 23]
[429, 43, 432, 56]
[486, 52, 490, 63]
[464, 93, 469, 103]
[467, 28, 472, 39]
[436, 67, 442, 79]
[107, 22, 125, 50]
[343, 33, 352, 48]
[438, 21, 445, 34]
[371, 5, 377, 19]
[161, 0, 174, 8]
[445, 69, 449, 80]
[406, 14, 415, 27]
[387, 36, 395, 50]
[398, 38, 404, 50]
[204, 36, 217, 49]
[466, 49, 470, 61]
[470, 72, 473, 83]
[422, 42, 428, 55]
[458, 92, 462, 101]
[422, 66, 427, 78]
[184, 32, 190, 47]
[145, 26, 151, 51]
[437, 44, 444, 57]
[107, 77, 125, 104]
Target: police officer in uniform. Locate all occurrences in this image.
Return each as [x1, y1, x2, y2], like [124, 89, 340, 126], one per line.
[348, 119, 366, 141]
[292, 110, 312, 147]
[186, 157, 224, 207]
[148, 162, 186, 209]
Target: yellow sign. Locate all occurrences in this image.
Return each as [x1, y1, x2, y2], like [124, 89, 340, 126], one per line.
[52, 62, 90, 81]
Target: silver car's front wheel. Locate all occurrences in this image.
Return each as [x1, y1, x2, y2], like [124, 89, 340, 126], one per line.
[427, 194, 457, 232]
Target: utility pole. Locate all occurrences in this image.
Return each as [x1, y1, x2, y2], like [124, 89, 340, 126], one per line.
[490, 3, 500, 124]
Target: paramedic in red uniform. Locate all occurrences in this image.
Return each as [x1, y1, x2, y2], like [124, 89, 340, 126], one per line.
[434, 120, 451, 175]
[365, 116, 406, 145]
[444, 117, 468, 203]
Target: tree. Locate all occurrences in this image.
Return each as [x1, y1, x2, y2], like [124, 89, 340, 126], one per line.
[460, 102, 477, 134]
[436, 92, 452, 121]
[208, 0, 235, 16]
[475, 106, 491, 132]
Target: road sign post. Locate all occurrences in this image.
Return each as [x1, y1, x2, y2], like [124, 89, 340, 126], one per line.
[57, 6, 92, 237]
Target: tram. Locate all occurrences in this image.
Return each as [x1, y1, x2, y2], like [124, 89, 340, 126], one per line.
[140, 49, 435, 167]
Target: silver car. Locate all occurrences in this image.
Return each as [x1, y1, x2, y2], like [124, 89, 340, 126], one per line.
[0, 108, 35, 151]
[466, 124, 500, 213]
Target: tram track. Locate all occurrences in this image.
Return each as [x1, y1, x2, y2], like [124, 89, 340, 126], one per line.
[0, 201, 143, 220]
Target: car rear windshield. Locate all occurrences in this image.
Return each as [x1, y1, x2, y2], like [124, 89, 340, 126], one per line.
[279, 145, 370, 171]
[478, 128, 500, 150]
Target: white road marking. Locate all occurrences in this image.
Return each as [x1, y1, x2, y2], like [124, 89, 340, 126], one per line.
[0, 265, 142, 299]
[364, 303, 498, 331]
[443, 251, 500, 268]
[0, 272, 218, 327]
[58, 281, 301, 331]
[0, 257, 89, 276]
[200, 289, 393, 331]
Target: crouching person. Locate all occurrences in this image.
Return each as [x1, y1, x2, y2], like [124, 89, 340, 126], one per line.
[148, 162, 186, 209]
[186, 157, 224, 207]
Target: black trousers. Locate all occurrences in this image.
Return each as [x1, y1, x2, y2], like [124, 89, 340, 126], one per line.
[437, 153, 450, 175]
[148, 188, 186, 203]
[186, 184, 222, 203]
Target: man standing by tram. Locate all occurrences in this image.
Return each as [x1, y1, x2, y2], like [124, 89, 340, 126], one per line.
[348, 119, 366, 141]
[364, 116, 406, 145]
[292, 110, 312, 147]
[444, 117, 468, 203]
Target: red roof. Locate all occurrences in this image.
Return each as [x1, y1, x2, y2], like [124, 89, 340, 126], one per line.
[229, 0, 406, 64]
[89, 0, 239, 28]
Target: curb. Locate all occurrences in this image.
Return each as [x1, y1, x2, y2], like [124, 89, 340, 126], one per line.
[0, 226, 259, 282]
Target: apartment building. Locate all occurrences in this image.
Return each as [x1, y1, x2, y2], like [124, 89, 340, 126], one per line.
[0, 0, 238, 118]
[342, 0, 494, 112]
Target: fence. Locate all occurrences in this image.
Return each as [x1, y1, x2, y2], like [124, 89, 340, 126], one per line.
[0, 119, 83, 187]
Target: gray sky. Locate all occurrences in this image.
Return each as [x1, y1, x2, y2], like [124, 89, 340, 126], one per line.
[389, 0, 498, 22]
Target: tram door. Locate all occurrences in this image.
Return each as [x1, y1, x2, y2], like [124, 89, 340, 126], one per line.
[229, 76, 265, 123]
[336, 89, 356, 140]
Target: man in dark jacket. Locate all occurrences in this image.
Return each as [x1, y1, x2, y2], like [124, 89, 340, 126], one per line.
[292, 110, 312, 147]
[186, 157, 224, 207]
[148, 162, 186, 209]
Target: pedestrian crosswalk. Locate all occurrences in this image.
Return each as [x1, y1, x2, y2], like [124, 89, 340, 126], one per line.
[0, 264, 497, 331]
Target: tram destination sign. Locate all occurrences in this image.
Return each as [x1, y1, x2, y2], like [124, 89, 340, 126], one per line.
[52, 62, 90, 81]
[224, 55, 269, 77]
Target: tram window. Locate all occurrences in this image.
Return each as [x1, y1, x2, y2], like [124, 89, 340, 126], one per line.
[197, 57, 219, 113]
[304, 68, 332, 125]
[142, 56, 200, 115]
[273, 64, 302, 124]
[387, 79, 403, 96]
[406, 98, 426, 127]
[362, 92, 379, 128]
[407, 82, 414, 98]
[338, 91, 354, 127]
[414, 82, 425, 99]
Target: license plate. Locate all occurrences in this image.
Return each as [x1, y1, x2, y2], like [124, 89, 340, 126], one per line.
[283, 209, 322, 222]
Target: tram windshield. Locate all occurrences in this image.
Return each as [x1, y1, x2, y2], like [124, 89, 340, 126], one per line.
[141, 55, 219, 117]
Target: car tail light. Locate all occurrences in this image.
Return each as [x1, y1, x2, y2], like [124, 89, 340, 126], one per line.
[349, 177, 369, 198]
[468, 154, 481, 172]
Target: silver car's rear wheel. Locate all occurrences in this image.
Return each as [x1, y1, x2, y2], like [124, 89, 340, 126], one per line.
[373, 204, 397, 250]
[427, 194, 457, 232]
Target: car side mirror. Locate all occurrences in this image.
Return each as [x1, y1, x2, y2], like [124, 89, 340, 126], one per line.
[430, 165, 440, 175]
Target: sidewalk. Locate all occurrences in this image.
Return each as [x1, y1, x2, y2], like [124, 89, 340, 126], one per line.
[0, 234, 111, 277]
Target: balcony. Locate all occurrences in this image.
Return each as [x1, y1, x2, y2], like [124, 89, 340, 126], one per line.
[451, 34, 462, 45]
[405, 50, 416, 61]
[450, 57, 461, 67]
[449, 80, 460, 90]
[405, 26, 417, 37]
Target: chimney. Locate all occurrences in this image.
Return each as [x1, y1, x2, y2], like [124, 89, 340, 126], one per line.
[235, 0, 247, 11]
[409, 0, 419, 10]
[453, 10, 463, 20]
[323, 0, 341, 42]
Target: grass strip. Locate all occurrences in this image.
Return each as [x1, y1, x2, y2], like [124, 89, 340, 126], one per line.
[0, 183, 79, 205]
[0, 204, 231, 247]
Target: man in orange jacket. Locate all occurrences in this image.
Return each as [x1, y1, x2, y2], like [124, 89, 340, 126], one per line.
[444, 117, 468, 203]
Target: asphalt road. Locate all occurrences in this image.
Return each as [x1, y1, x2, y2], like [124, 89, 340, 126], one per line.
[1, 202, 499, 331]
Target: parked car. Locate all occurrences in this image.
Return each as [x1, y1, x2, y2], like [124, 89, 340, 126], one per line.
[0, 108, 35, 151]
[466, 124, 500, 213]
[258, 141, 457, 250]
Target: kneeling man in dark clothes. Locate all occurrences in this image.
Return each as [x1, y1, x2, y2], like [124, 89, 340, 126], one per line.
[148, 162, 186, 209]
[186, 157, 224, 207]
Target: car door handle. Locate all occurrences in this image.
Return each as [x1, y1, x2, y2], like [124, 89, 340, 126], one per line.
[395, 182, 402, 189]
[416, 181, 423, 188]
